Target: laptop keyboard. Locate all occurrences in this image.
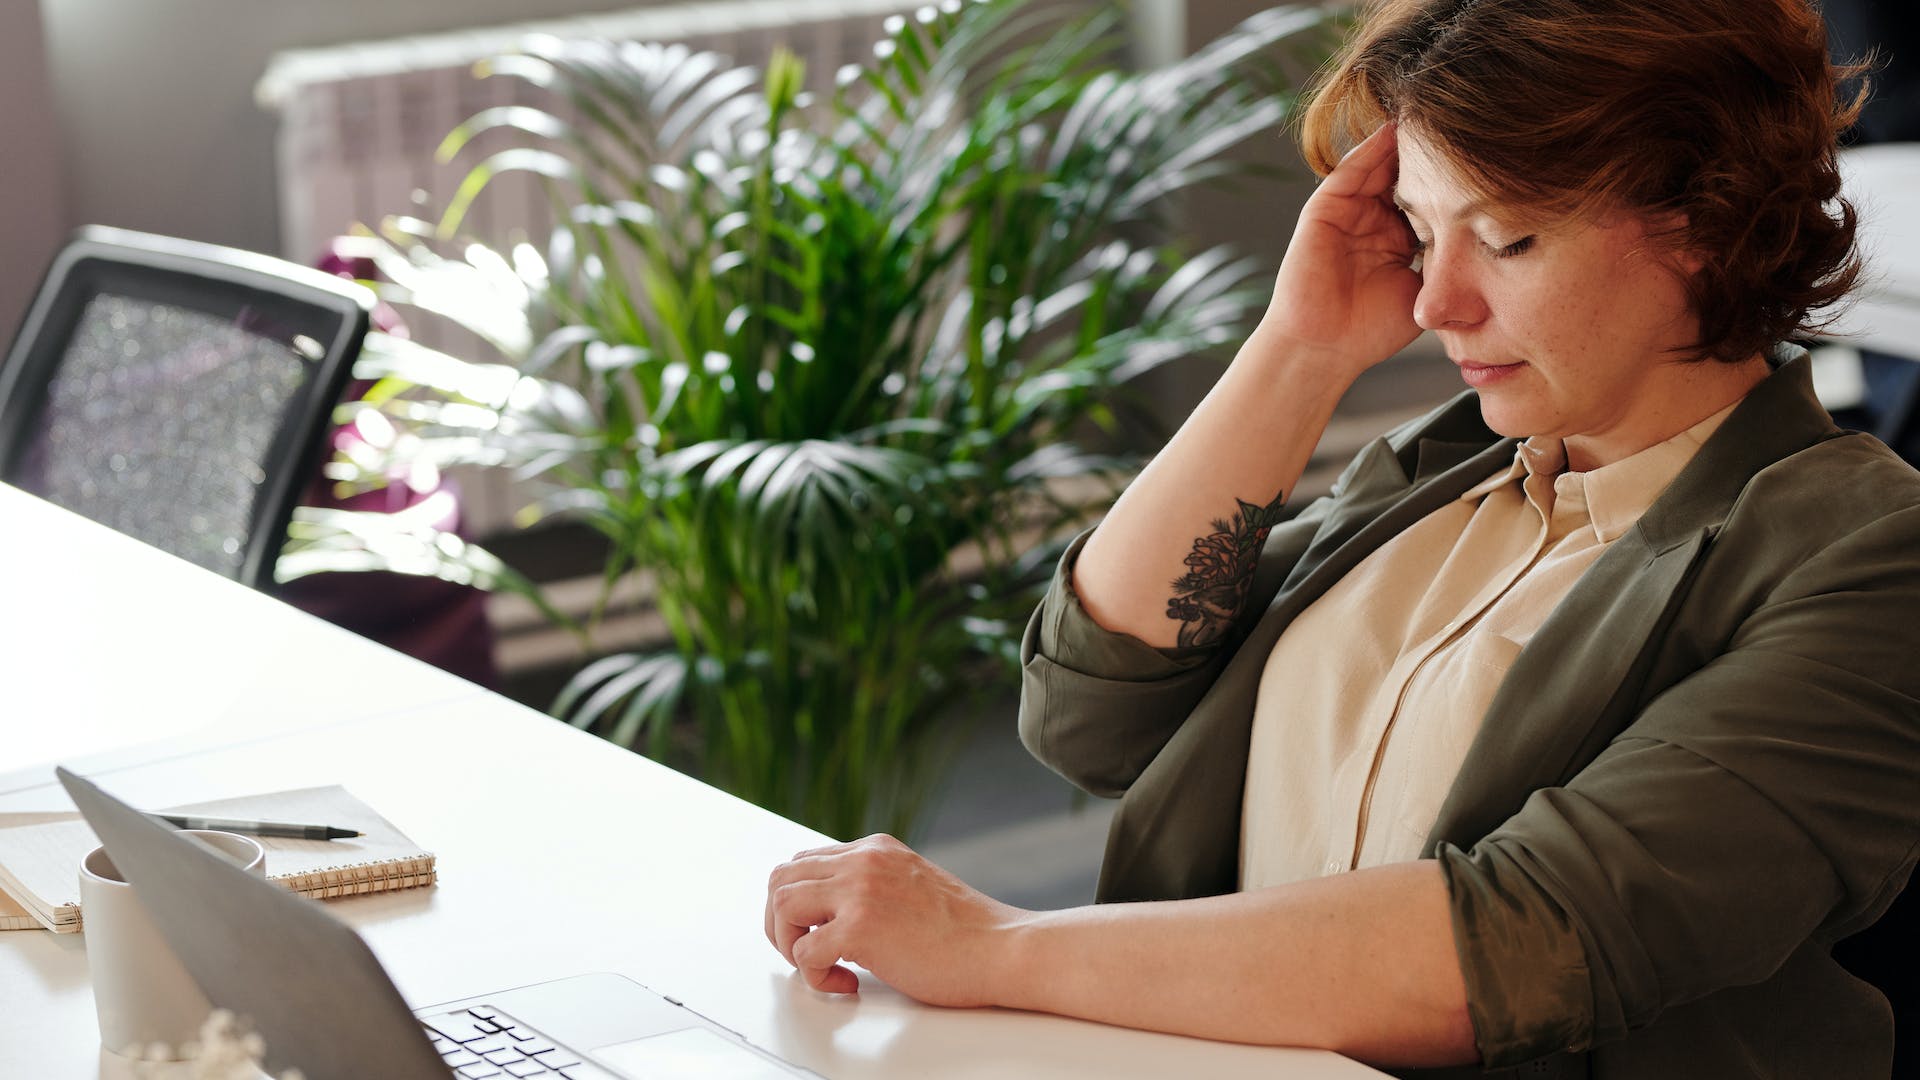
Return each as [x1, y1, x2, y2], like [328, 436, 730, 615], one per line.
[421, 1005, 616, 1079]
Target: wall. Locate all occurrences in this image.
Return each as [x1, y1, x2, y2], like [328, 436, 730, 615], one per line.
[36, 0, 649, 263]
[0, 0, 67, 339]
[1127, 0, 1333, 432]
[26, 0, 1349, 429]
[1182, 0, 1325, 270]
[31, 1, 1317, 289]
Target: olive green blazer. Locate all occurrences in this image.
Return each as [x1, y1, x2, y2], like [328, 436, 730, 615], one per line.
[1017, 353, 1920, 1078]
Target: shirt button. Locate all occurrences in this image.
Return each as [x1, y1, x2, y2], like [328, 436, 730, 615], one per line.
[1324, 859, 1342, 874]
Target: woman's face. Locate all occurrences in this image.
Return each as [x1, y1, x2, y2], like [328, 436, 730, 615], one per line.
[1393, 127, 1734, 469]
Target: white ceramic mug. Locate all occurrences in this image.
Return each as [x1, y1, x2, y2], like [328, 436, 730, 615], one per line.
[79, 829, 266, 1059]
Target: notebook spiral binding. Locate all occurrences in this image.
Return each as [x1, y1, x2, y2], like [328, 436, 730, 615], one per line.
[279, 853, 438, 900]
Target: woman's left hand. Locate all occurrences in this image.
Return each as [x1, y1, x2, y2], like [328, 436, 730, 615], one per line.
[764, 834, 1028, 1006]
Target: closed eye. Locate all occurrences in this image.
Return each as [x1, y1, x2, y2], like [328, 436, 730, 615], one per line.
[1491, 235, 1536, 258]
[1406, 235, 1533, 259]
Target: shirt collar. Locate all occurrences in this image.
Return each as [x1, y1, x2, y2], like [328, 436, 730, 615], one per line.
[1582, 404, 1736, 540]
[1458, 401, 1741, 542]
[1460, 447, 1530, 501]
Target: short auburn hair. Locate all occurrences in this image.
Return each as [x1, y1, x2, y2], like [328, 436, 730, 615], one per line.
[1298, 0, 1867, 364]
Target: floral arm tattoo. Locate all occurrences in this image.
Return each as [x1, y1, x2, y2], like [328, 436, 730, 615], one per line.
[1166, 491, 1289, 648]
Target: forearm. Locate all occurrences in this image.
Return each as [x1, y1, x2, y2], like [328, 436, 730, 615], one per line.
[1072, 329, 1356, 649]
[995, 861, 1478, 1068]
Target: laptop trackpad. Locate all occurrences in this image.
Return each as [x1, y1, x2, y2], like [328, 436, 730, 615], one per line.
[595, 1027, 796, 1078]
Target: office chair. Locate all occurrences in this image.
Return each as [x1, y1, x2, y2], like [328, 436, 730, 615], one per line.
[0, 226, 373, 592]
[1872, 358, 1920, 466]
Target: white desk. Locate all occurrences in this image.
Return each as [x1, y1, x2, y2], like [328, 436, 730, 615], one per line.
[0, 485, 487, 782]
[1830, 143, 1920, 359]
[0, 485, 1383, 1078]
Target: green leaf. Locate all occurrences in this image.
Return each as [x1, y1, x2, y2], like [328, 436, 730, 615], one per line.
[337, 1, 1337, 840]
[439, 149, 579, 238]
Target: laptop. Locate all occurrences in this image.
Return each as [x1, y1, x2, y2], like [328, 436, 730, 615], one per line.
[56, 767, 816, 1080]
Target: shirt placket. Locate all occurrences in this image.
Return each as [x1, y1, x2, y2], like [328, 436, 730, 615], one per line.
[1329, 486, 1555, 873]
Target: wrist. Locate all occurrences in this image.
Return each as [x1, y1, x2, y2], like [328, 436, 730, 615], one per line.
[1232, 324, 1366, 407]
[985, 906, 1050, 1012]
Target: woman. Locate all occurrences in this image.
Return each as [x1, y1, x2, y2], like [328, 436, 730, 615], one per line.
[764, 0, 1920, 1075]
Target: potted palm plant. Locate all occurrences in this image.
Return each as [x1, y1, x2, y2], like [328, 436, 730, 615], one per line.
[288, 0, 1336, 839]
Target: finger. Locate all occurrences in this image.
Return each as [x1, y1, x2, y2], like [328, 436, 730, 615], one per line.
[791, 921, 861, 995]
[789, 838, 861, 861]
[788, 956, 860, 996]
[770, 879, 841, 966]
[1319, 122, 1399, 200]
[773, 853, 846, 883]
[765, 852, 848, 945]
[775, 912, 814, 969]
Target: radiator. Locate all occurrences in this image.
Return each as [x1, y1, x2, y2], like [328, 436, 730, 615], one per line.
[257, 1, 927, 535]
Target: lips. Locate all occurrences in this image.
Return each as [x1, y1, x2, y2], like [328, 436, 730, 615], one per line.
[1454, 358, 1527, 387]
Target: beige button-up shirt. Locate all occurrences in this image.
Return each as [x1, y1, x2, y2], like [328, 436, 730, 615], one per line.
[1240, 405, 1736, 890]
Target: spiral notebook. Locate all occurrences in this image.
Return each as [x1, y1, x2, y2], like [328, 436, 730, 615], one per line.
[0, 785, 436, 933]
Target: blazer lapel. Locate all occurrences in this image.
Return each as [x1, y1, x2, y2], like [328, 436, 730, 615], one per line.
[1100, 430, 1518, 901]
[1428, 353, 1841, 850]
[1270, 435, 1518, 639]
[1416, 437, 1500, 485]
[1426, 524, 1719, 850]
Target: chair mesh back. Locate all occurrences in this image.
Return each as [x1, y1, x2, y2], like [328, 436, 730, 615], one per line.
[0, 227, 372, 591]
[13, 294, 318, 579]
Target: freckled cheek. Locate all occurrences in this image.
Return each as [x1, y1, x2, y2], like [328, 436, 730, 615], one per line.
[1484, 280, 1586, 351]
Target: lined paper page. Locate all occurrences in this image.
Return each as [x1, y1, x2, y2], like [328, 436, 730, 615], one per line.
[0, 811, 90, 927]
[0, 886, 35, 931]
[0, 818, 94, 930]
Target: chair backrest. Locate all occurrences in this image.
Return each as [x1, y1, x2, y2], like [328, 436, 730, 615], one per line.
[1875, 363, 1920, 466]
[0, 226, 373, 591]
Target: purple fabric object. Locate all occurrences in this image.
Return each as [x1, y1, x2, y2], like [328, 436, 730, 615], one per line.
[278, 244, 501, 690]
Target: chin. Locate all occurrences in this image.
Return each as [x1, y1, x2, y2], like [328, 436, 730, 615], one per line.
[1474, 395, 1543, 440]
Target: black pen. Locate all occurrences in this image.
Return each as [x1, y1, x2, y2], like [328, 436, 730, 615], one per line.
[148, 813, 363, 841]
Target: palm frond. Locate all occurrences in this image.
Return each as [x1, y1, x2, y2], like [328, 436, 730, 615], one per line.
[280, 504, 578, 636]
[330, 2, 1337, 838]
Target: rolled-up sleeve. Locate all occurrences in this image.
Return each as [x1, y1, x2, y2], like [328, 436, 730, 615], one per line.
[1016, 407, 1465, 798]
[1437, 507, 1920, 1066]
[1017, 529, 1226, 797]
[1015, 397, 1485, 800]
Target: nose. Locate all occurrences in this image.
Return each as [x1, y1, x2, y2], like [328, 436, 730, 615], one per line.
[1412, 243, 1490, 331]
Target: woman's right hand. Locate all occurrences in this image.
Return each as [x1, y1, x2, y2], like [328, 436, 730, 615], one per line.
[1063, 127, 1424, 648]
[1253, 123, 1423, 377]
